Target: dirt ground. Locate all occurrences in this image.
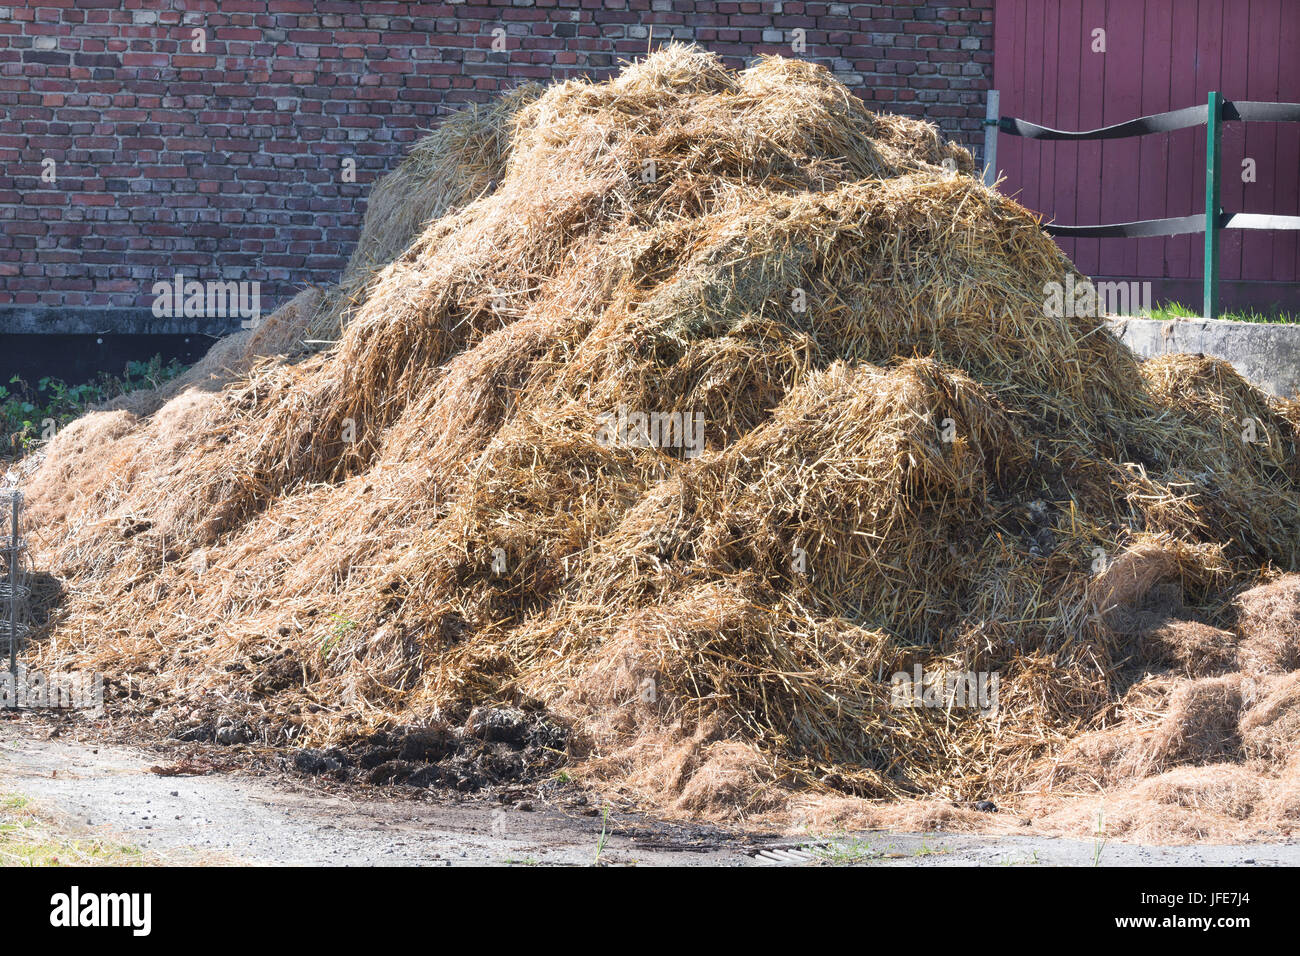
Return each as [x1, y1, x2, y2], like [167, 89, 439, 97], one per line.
[2, 722, 1296, 866]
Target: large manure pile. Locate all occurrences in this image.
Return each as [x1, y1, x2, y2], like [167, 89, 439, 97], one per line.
[18, 48, 1300, 839]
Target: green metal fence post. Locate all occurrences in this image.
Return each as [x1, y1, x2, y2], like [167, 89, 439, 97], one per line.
[1203, 91, 1222, 319]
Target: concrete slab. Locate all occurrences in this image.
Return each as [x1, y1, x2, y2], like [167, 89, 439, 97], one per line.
[1109, 316, 1300, 399]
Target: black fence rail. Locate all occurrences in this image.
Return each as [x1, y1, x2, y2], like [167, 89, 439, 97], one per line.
[982, 91, 1300, 317]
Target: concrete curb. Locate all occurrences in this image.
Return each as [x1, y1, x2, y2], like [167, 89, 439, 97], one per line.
[1108, 316, 1300, 399]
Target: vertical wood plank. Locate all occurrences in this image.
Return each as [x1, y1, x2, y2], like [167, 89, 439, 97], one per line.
[1274, 0, 1300, 283]
[1023, 0, 1045, 217]
[992, 0, 1024, 204]
[1037, 0, 1060, 245]
[1240, 0, 1282, 282]
[1136, 0, 1173, 282]
[1054, 0, 1085, 268]
[1219, 0, 1251, 282]
[1098, 0, 1144, 279]
[1165, 0, 1200, 281]
[1076, 0, 1109, 276]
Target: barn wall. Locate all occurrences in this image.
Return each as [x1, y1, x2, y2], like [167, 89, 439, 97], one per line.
[993, 0, 1300, 312]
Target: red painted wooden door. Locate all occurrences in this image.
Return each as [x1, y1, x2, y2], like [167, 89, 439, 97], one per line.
[993, 0, 1300, 286]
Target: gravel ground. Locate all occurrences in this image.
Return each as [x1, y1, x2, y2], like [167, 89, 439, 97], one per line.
[2, 725, 1296, 866]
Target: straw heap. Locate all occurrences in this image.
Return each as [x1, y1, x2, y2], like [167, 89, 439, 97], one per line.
[19, 48, 1300, 838]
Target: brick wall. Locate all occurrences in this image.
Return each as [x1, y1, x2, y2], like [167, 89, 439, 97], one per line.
[0, 0, 994, 326]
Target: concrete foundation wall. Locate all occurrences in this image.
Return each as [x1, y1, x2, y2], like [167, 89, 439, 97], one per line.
[1109, 316, 1300, 400]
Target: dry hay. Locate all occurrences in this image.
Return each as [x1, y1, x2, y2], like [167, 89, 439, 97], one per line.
[1026, 764, 1275, 844]
[1239, 671, 1300, 761]
[1235, 575, 1300, 675]
[1137, 620, 1238, 678]
[17, 47, 1300, 842]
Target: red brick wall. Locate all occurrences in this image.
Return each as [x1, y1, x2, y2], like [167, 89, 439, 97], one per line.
[0, 0, 994, 321]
